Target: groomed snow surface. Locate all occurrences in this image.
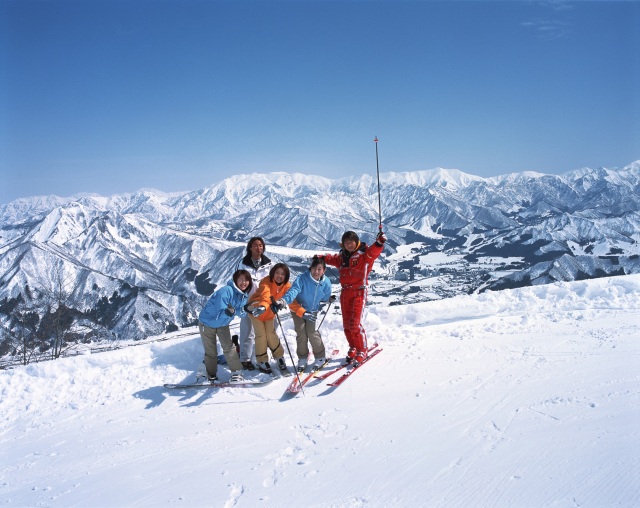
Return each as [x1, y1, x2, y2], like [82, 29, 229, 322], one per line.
[2, 275, 639, 507]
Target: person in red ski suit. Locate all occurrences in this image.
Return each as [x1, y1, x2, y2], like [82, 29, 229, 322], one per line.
[321, 230, 386, 366]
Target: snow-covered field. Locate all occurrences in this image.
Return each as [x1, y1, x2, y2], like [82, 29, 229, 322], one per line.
[1, 275, 639, 507]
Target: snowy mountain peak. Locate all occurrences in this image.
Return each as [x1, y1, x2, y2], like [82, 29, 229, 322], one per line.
[217, 172, 333, 196]
[380, 167, 482, 189]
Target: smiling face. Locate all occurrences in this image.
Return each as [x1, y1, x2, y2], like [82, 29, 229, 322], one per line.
[273, 267, 286, 285]
[310, 263, 325, 281]
[236, 275, 251, 291]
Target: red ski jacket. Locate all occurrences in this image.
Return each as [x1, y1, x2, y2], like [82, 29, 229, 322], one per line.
[324, 241, 384, 288]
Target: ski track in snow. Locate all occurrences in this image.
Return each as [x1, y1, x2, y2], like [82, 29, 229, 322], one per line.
[1, 275, 639, 506]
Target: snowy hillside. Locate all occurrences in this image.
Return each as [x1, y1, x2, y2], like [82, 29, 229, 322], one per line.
[1, 162, 639, 349]
[2, 275, 639, 507]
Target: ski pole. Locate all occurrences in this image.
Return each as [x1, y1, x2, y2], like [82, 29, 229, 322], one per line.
[316, 298, 334, 331]
[271, 297, 305, 396]
[374, 136, 383, 233]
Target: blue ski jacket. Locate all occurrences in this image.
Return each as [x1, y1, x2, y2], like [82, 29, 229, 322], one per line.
[282, 270, 332, 317]
[198, 279, 249, 329]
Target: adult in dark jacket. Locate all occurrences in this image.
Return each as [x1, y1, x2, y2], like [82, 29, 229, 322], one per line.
[235, 237, 273, 370]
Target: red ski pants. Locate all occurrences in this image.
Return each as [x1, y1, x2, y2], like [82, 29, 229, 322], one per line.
[340, 287, 368, 353]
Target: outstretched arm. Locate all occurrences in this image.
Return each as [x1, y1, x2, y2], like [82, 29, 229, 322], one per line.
[322, 253, 342, 269]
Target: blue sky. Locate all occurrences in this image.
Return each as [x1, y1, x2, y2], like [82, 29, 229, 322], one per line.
[1, 0, 638, 204]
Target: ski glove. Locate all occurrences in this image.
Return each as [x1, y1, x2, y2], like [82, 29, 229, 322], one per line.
[328, 295, 337, 303]
[303, 311, 318, 323]
[376, 231, 387, 244]
[276, 299, 286, 309]
[224, 304, 235, 317]
[244, 304, 265, 317]
[251, 306, 266, 317]
[270, 299, 286, 313]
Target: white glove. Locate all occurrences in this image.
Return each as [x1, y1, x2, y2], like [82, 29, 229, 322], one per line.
[251, 306, 266, 317]
[303, 311, 317, 323]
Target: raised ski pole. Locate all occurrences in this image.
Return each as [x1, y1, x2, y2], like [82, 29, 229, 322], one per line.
[374, 136, 383, 233]
[271, 297, 305, 396]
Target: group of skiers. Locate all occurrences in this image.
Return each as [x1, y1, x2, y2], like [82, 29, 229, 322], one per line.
[197, 230, 386, 383]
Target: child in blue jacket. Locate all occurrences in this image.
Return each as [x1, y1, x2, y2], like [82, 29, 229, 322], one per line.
[198, 269, 252, 382]
[278, 256, 334, 371]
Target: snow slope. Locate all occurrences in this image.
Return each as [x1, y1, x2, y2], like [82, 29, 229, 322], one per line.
[1, 275, 639, 507]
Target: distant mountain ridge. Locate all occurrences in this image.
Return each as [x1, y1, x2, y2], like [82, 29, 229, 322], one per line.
[1, 161, 639, 352]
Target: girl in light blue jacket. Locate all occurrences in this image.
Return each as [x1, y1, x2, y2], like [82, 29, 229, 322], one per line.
[279, 256, 334, 371]
[198, 270, 252, 382]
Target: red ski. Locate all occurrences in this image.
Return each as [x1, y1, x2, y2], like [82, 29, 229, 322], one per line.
[326, 348, 383, 387]
[314, 343, 380, 382]
[286, 349, 340, 394]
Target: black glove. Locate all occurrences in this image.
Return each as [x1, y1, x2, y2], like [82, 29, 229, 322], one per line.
[328, 295, 337, 303]
[224, 304, 235, 317]
[270, 299, 286, 313]
[303, 311, 317, 323]
[376, 231, 387, 244]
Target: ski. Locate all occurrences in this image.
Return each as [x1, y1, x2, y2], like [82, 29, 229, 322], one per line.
[327, 348, 383, 387]
[295, 352, 314, 374]
[314, 343, 379, 382]
[286, 349, 340, 394]
[164, 378, 273, 389]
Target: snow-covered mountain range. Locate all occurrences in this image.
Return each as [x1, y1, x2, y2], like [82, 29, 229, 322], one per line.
[1, 161, 639, 352]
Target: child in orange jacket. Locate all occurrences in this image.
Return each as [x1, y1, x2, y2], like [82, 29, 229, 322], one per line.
[246, 263, 301, 374]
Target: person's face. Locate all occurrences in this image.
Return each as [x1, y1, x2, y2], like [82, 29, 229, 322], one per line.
[273, 268, 286, 284]
[310, 264, 325, 281]
[236, 276, 250, 291]
[343, 239, 357, 253]
[250, 241, 264, 260]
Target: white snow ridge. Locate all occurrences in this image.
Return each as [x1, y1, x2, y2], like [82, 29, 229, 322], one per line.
[1, 275, 639, 507]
